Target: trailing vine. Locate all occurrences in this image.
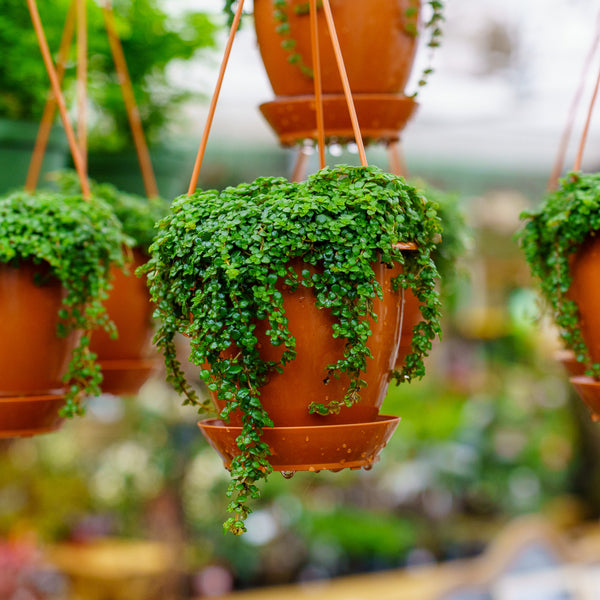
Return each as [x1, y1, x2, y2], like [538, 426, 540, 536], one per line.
[518, 171, 600, 378]
[143, 165, 442, 534]
[0, 190, 128, 415]
[272, 0, 314, 79]
[408, 0, 444, 95]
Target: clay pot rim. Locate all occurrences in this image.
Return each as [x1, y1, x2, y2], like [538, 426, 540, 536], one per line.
[200, 413, 400, 432]
[0, 391, 66, 402]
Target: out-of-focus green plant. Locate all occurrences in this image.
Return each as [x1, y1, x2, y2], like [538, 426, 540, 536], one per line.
[0, 0, 217, 150]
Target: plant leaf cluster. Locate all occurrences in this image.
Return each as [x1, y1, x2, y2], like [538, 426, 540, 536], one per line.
[0, 189, 128, 414]
[143, 164, 442, 534]
[518, 171, 600, 377]
[53, 170, 169, 252]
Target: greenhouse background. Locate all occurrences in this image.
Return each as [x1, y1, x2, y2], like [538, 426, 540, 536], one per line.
[3, 0, 600, 598]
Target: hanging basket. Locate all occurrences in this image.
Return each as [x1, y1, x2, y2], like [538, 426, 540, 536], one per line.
[254, 0, 420, 145]
[90, 249, 158, 396]
[198, 252, 410, 471]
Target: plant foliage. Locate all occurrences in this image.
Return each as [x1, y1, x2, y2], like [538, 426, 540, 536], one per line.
[54, 170, 169, 252]
[518, 171, 600, 377]
[143, 165, 442, 534]
[0, 189, 128, 414]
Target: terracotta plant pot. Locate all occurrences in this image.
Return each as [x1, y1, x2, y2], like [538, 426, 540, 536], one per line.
[0, 261, 77, 437]
[90, 249, 157, 396]
[206, 255, 407, 427]
[254, 0, 419, 96]
[568, 235, 600, 367]
[0, 261, 75, 396]
[254, 0, 420, 145]
[200, 249, 413, 472]
[394, 287, 422, 369]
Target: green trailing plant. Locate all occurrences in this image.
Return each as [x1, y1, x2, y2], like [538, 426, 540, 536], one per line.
[53, 170, 169, 252]
[407, 0, 444, 95]
[518, 171, 600, 378]
[0, 189, 129, 415]
[143, 164, 442, 534]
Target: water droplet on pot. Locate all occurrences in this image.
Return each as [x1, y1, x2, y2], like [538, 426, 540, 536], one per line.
[281, 470, 295, 479]
[363, 464, 373, 471]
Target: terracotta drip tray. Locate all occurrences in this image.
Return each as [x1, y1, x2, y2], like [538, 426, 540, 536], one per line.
[259, 93, 418, 146]
[0, 392, 66, 438]
[198, 415, 400, 473]
[571, 375, 600, 422]
[98, 358, 160, 397]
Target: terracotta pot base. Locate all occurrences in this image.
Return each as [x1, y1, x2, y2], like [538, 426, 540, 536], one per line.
[259, 94, 418, 146]
[0, 392, 66, 438]
[99, 359, 160, 396]
[570, 375, 600, 421]
[198, 415, 400, 472]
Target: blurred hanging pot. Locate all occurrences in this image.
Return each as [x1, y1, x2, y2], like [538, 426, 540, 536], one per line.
[519, 172, 600, 421]
[143, 165, 442, 533]
[90, 249, 158, 396]
[254, 0, 443, 145]
[0, 189, 127, 437]
[0, 261, 75, 436]
[54, 172, 170, 396]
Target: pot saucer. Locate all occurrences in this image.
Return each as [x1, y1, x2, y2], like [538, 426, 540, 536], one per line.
[570, 375, 600, 421]
[198, 415, 400, 473]
[0, 392, 66, 438]
[98, 358, 160, 396]
[260, 93, 417, 146]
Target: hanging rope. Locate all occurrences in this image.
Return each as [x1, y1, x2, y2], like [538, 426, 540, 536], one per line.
[309, 0, 325, 169]
[26, 0, 90, 198]
[573, 57, 600, 172]
[76, 0, 88, 173]
[320, 0, 367, 166]
[187, 0, 246, 195]
[548, 8, 600, 189]
[25, 0, 76, 192]
[102, 0, 159, 199]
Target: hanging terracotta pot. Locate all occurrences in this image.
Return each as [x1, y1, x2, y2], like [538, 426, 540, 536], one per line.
[0, 261, 77, 437]
[199, 250, 417, 471]
[566, 234, 600, 419]
[90, 249, 157, 396]
[254, 0, 420, 145]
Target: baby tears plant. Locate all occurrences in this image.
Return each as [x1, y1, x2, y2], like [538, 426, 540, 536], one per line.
[143, 165, 442, 534]
[518, 171, 600, 378]
[0, 190, 128, 415]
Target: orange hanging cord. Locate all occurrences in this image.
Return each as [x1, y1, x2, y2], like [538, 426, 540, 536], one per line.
[309, 0, 326, 169]
[76, 0, 88, 173]
[320, 0, 367, 166]
[102, 0, 159, 199]
[25, 0, 76, 193]
[187, 0, 246, 195]
[548, 8, 600, 189]
[26, 0, 90, 198]
[573, 57, 600, 172]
